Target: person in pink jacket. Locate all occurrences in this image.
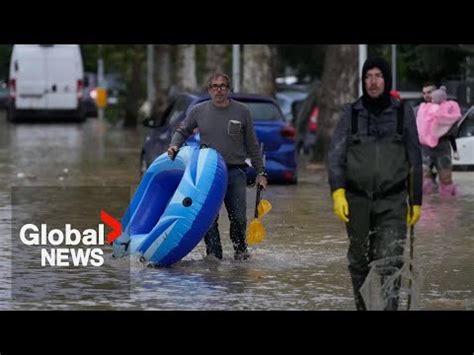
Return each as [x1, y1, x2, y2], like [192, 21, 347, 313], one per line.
[416, 86, 461, 197]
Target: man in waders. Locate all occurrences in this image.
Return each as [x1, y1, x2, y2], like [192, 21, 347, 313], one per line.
[327, 57, 423, 310]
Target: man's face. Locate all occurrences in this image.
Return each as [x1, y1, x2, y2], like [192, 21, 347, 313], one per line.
[208, 76, 230, 105]
[422, 85, 436, 103]
[364, 68, 385, 99]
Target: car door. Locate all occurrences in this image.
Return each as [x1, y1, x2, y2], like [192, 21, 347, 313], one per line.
[14, 46, 49, 110]
[243, 100, 291, 151]
[46, 46, 80, 110]
[455, 107, 474, 167]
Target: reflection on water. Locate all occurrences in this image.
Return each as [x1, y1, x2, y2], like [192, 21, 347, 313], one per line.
[0, 112, 472, 310]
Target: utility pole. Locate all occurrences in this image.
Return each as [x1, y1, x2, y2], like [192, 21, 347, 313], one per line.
[97, 44, 105, 121]
[147, 45, 155, 105]
[391, 44, 397, 90]
[358, 44, 367, 97]
[232, 44, 240, 93]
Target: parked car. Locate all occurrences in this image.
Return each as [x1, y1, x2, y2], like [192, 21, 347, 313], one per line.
[83, 72, 98, 117]
[453, 105, 474, 171]
[294, 103, 319, 156]
[141, 92, 298, 184]
[83, 72, 126, 117]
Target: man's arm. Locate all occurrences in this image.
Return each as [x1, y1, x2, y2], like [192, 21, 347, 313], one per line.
[168, 108, 198, 160]
[169, 108, 198, 149]
[405, 104, 423, 205]
[327, 104, 351, 193]
[244, 108, 265, 174]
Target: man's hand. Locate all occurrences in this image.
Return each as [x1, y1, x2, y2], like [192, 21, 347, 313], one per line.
[332, 188, 349, 223]
[167, 146, 178, 161]
[453, 151, 460, 160]
[256, 175, 268, 190]
[407, 205, 421, 226]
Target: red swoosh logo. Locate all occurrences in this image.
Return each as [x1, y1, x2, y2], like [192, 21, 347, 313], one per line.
[100, 209, 122, 244]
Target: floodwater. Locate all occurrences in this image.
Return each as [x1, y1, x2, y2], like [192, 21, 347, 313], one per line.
[0, 112, 472, 310]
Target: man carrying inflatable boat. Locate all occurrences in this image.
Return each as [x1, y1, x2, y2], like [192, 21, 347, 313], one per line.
[167, 73, 268, 261]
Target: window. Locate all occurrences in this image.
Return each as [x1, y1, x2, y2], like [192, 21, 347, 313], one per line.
[243, 102, 284, 121]
[458, 110, 474, 138]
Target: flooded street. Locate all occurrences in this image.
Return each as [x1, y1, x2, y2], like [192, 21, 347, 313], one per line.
[0, 111, 473, 310]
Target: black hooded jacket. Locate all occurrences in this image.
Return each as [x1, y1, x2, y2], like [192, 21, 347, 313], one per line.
[327, 57, 423, 205]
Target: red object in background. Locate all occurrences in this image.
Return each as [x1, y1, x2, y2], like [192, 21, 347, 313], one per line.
[308, 106, 319, 132]
[282, 171, 294, 181]
[280, 126, 296, 140]
[390, 90, 401, 101]
[9, 78, 16, 99]
[77, 79, 84, 99]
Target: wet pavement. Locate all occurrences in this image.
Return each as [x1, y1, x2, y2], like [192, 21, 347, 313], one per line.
[0, 111, 472, 310]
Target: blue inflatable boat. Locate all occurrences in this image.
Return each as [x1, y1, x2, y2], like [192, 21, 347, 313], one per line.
[112, 146, 227, 266]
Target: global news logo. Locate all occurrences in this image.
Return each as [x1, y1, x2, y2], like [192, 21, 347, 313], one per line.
[18, 210, 121, 267]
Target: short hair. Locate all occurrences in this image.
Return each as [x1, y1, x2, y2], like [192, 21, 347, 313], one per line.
[206, 73, 231, 89]
[422, 82, 437, 89]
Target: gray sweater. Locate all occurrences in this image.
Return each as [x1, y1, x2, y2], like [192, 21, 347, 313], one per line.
[170, 99, 265, 173]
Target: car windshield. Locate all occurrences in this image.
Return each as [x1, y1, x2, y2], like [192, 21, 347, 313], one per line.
[242, 101, 283, 121]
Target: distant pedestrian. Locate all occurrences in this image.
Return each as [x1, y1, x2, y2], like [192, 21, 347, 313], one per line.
[416, 85, 462, 197]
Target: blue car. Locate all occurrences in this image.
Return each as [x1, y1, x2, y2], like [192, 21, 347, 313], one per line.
[141, 92, 298, 184]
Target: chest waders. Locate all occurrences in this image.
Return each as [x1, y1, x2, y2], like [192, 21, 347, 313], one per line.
[345, 105, 409, 311]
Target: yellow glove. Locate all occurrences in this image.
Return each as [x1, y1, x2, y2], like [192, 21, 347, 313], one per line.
[407, 205, 421, 226]
[332, 188, 349, 223]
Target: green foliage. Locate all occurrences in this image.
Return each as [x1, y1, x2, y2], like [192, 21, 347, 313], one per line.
[81, 45, 146, 124]
[276, 45, 326, 81]
[400, 45, 470, 86]
[0, 45, 13, 79]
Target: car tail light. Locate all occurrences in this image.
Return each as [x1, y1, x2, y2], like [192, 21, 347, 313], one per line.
[9, 78, 16, 99]
[308, 106, 319, 132]
[77, 79, 83, 99]
[280, 126, 296, 140]
[282, 171, 294, 181]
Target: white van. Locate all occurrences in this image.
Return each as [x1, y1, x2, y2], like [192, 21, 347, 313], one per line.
[7, 44, 85, 122]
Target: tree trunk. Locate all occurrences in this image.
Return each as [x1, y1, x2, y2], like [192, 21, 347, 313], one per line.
[295, 78, 321, 142]
[311, 45, 358, 163]
[242, 45, 275, 96]
[202, 45, 228, 90]
[175, 45, 197, 92]
[151, 44, 171, 123]
[124, 48, 144, 127]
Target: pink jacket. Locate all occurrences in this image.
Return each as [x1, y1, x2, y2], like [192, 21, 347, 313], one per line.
[416, 101, 461, 148]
